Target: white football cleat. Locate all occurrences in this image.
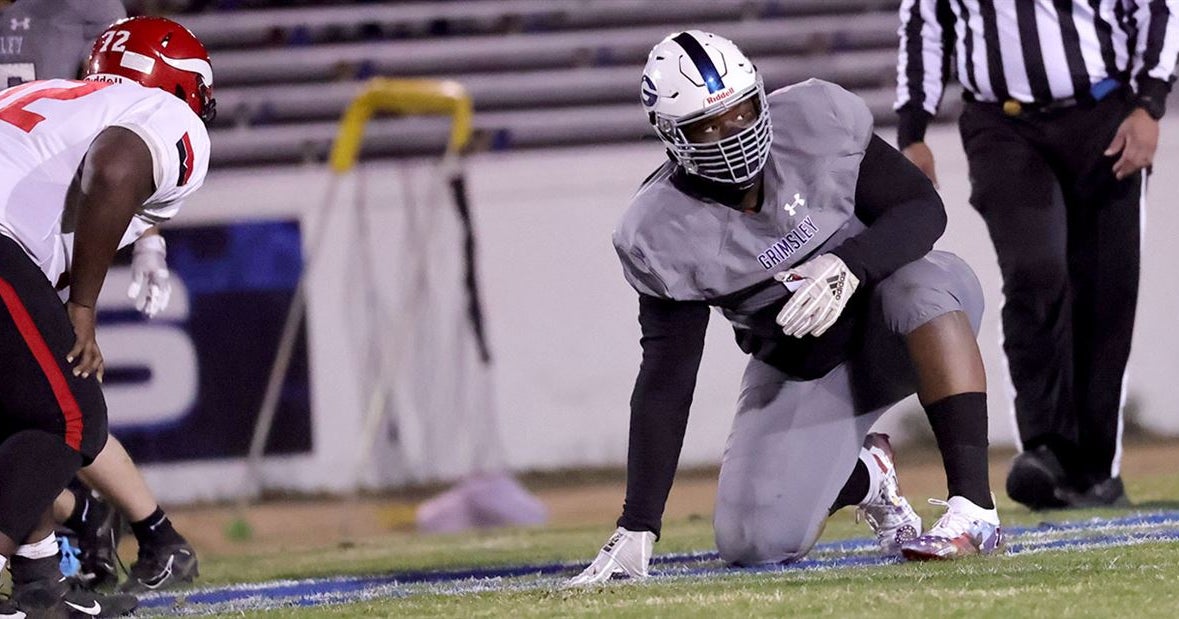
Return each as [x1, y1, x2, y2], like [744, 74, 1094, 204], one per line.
[856, 433, 922, 556]
[901, 496, 1004, 560]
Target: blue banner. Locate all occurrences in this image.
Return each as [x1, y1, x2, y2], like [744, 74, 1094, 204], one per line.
[101, 220, 312, 463]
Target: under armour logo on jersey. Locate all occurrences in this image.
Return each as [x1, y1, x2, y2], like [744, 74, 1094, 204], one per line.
[10, 18, 31, 30]
[784, 193, 805, 216]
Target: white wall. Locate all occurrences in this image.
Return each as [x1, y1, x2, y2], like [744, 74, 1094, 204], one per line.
[140, 117, 1179, 502]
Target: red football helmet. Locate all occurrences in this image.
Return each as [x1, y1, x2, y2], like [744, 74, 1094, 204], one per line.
[85, 16, 216, 122]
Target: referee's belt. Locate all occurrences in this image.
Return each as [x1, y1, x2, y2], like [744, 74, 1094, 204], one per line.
[973, 78, 1125, 117]
[999, 97, 1078, 116]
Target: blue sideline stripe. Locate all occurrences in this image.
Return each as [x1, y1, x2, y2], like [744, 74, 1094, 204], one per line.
[672, 32, 725, 94]
[663, 530, 1179, 581]
[658, 511, 1179, 565]
[138, 511, 1179, 613]
[1008, 529, 1179, 554]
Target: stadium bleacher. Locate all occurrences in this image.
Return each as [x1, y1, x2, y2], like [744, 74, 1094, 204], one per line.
[127, 0, 949, 168]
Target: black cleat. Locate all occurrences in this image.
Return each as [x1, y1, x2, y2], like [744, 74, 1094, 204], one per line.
[1058, 476, 1131, 509]
[1006, 445, 1069, 510]
[12, 576, 137, 618]
[0, 596, 25, 619]
[118, 542, 199, 593]
[74, 498, 123, 591]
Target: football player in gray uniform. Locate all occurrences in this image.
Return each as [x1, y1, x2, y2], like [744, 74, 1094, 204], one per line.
[568, 31, 1002, 585]
[0, 0, 125, 87]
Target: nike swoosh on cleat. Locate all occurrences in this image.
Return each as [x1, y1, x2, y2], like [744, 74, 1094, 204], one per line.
[141, 556, 175, 589]
[63, 600, 102, 616]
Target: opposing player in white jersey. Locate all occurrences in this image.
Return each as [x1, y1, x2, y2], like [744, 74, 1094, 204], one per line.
[568, 31, 1002, 586]
[0, 16, 213, 616]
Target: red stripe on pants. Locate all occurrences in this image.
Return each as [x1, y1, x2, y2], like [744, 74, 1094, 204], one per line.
[0, 276, 83, 450]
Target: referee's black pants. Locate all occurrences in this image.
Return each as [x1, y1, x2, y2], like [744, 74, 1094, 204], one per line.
[958, 93, 1142, 486]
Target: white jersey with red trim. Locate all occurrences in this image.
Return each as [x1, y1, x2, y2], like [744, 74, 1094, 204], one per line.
[0, 78, 209, 285]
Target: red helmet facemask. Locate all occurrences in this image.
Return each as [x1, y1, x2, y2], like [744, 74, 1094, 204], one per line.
[85, 16, 216, 123]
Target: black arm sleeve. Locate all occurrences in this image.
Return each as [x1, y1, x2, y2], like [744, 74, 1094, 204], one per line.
[896, 0, 956, 149]
[616, 294, 710, 539]
[896, 104, 935, 151]
[829, 133, 947, 285]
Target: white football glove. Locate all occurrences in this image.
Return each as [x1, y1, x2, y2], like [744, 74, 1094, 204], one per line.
[564, 527, 656, 587]
[127, 234, 172, 318]
[775, 253, 860, 338]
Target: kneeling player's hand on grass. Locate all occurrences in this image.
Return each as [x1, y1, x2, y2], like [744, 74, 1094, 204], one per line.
[775, 253, 860, 338]
[564, 527, 655, 587]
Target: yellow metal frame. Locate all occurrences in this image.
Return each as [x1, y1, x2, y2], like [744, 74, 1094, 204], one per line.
[329, 78, 473, 173]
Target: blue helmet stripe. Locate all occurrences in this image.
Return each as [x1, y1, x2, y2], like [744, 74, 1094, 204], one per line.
[672, 32, 726, 94]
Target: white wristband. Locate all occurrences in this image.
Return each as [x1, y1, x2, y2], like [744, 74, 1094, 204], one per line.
[135, 233, 166, 254]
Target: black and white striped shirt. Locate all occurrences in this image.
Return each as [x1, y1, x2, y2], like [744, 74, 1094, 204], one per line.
[895, 0, 1179, 147]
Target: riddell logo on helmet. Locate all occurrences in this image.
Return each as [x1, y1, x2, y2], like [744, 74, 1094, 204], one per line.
[705, 87, 735, 104]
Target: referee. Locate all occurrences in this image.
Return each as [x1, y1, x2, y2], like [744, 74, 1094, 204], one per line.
[895, 0, 1179, 510]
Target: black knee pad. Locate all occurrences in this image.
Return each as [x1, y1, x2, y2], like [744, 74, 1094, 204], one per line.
[0, 430, 83, 543]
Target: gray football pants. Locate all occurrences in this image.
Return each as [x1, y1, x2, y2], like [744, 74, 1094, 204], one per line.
[713, 251, 984, 565]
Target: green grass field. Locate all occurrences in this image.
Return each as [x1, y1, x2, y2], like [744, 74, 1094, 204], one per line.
[143, 461, 1179, 618]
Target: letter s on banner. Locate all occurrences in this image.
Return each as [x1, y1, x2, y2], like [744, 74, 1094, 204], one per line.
[102, 325, 198, 427]
[99, 266, 198, 427]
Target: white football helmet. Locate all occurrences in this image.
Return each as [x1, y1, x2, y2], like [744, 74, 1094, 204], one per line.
[641, 30, 771, 186]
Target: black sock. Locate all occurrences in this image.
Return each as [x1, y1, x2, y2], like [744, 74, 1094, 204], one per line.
[130, 507, 185, 549]
[830, 459, 871, 514]
[11, 555, 61, 585]
[63, 484, 93, 534]
[926, 392, 993, 509]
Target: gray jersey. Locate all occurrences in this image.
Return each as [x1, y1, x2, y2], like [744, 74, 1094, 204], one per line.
[0, 0, 125, 87]
[613, 79, 873, 341]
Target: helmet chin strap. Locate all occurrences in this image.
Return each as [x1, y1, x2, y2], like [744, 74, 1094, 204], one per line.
[674, 166, 762, 209]
[732, 175, 760, 191]
[197, 79, 216, 123]
[680, 156, 762, 191]
[199, 96, 217, 123]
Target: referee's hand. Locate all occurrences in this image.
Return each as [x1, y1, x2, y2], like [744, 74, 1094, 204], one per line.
[1105, 108, 1158, 181]
[902, 142, 939, 188]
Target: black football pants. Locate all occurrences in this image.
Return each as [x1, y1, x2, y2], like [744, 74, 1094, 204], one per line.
[0, 236, 108, 543]
[958, 93, 1141, 485]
